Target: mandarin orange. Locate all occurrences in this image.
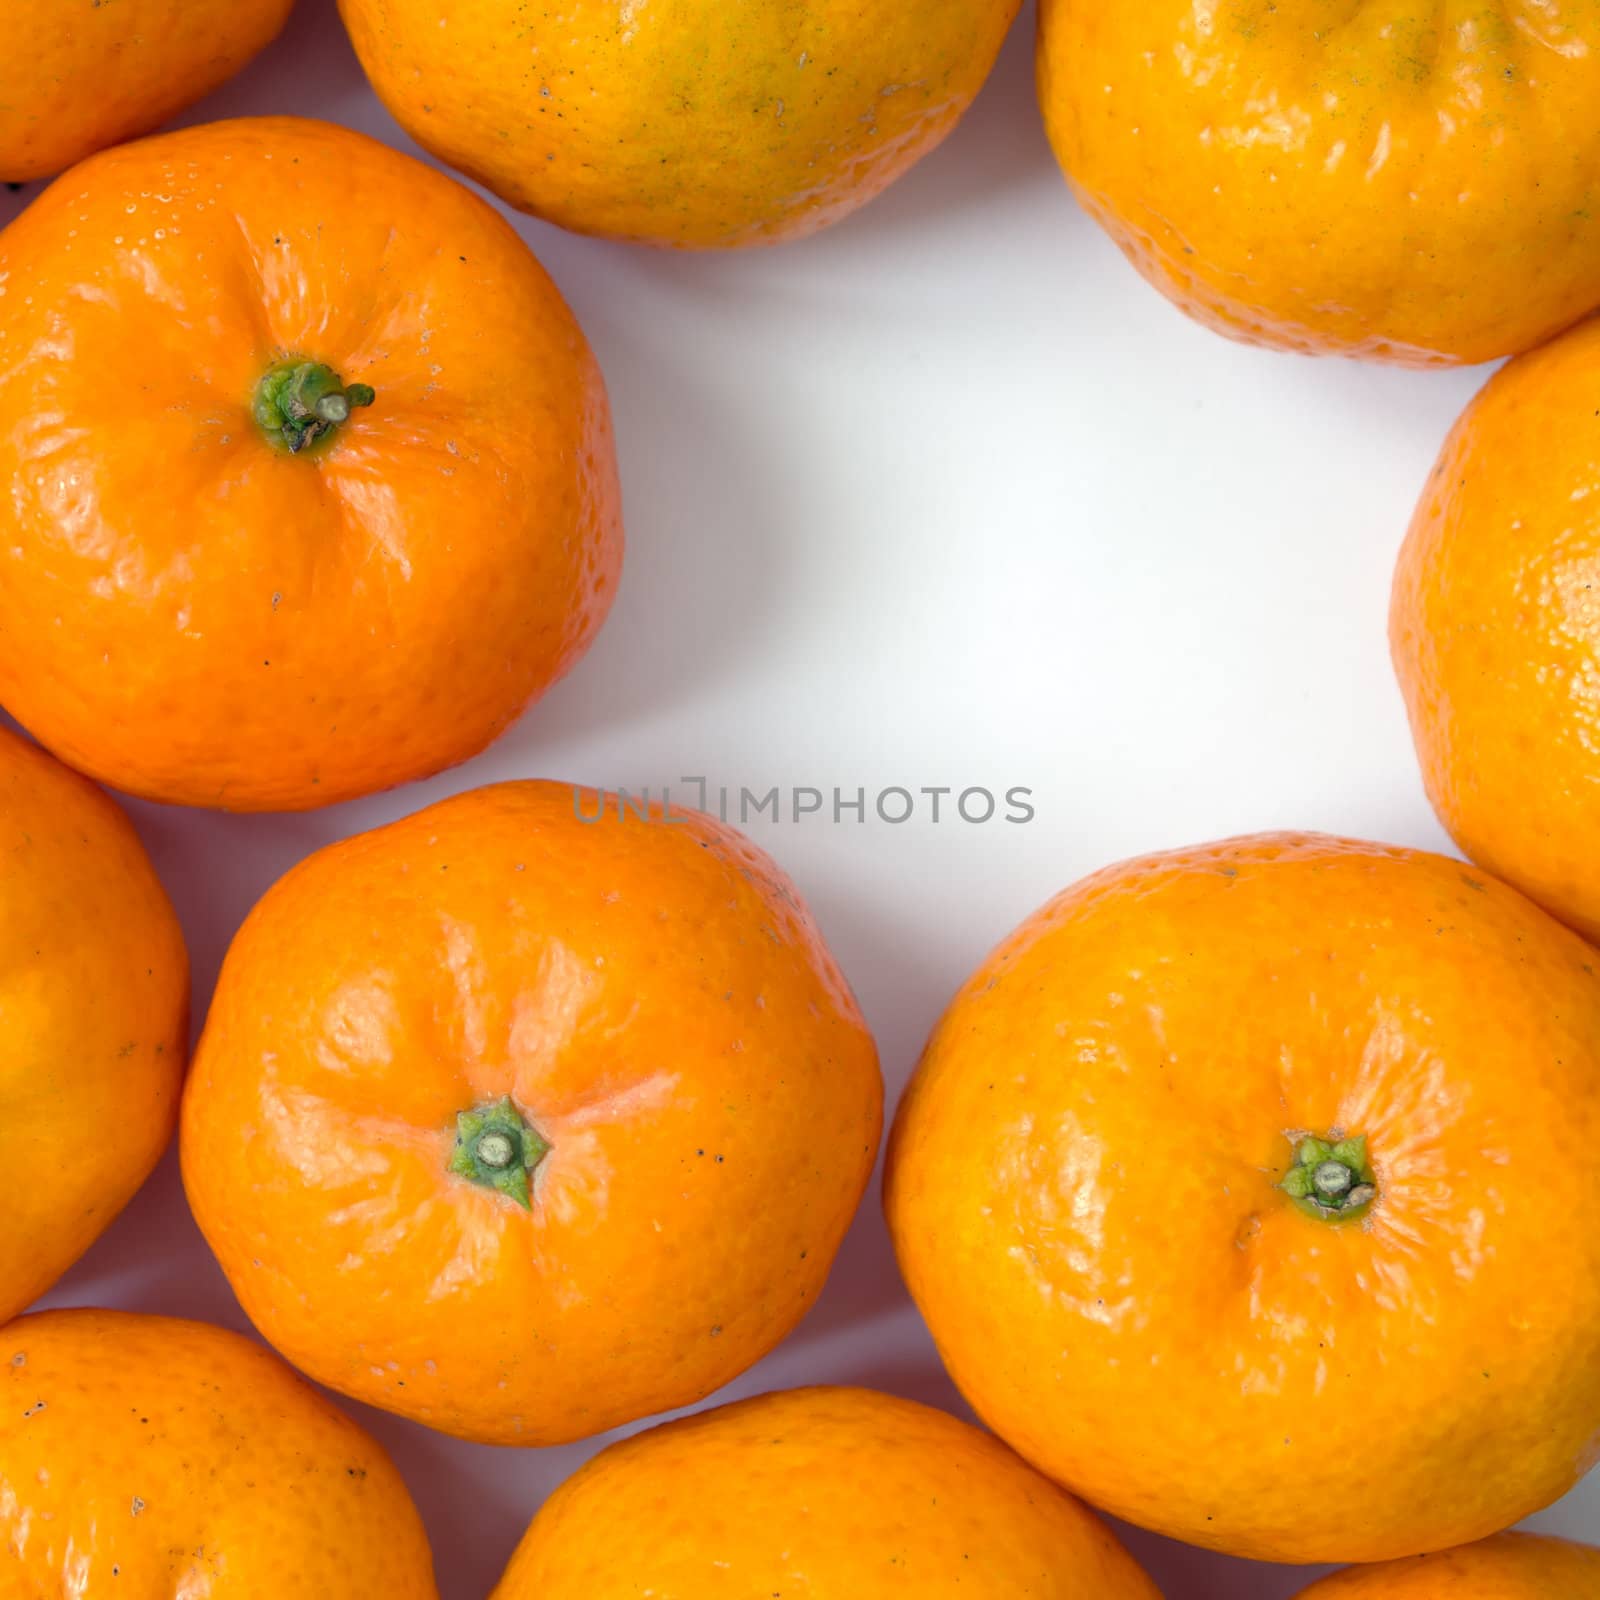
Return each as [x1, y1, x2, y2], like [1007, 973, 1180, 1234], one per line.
[0, 118, 621, 811]
[1, 0, 295, 182]
[1393, 314, 1600, 942]
[337, 0, 1022, 247]
[492, 1386, 1160, 1598]
[0, 726, 187, 1325]
[182, 782, 882, 1444]
[1038, 2, 1600, 364]
[887, 833, 1600, 1563]
[0, 1308, 438, 1595]
[1293, 1531, 1600, 1597]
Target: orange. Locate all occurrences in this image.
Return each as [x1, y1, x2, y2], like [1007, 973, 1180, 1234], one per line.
[0, 1307, 438, 1596]
[0, 117, 622, 812]
[885, 833, 1600, 1565]
[336, 0, 1022, 248]
[1292, 1532, 1600, 1598]
[491, 1386, 1160, 1598]
[1, 0, 295, 183]
[1393, 315, 1600, 942]
[181, 781, 882, 1445]
[0, 726, 187, 1326]
[1037, 2, 1600, 365]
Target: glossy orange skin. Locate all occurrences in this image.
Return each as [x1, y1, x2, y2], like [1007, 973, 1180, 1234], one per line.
[886, 833, 1600, 1565]
[0, 0, 295, 183]
[337, 0, 1022, 248]
[182, 781, 882, 1445]
[0, 1308, 438, 1596]
[0, 118, 622, 811]
[1294, 1533, 1600, 1598]
[1038, 2, 1600, 365]
[1393, 317, 1600, 943]
[0, 726, 187, 1325]
[492, 1386, 1161, 1598]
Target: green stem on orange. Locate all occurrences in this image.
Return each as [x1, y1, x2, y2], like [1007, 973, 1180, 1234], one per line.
[447, 1097, 550, 1210]
[1280, 1132, 1377, 1221]
[253, 359, 375, 455]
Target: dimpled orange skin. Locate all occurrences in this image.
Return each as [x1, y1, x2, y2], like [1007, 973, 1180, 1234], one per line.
[492, 1386, 1161, 1599]
[181, 781, 882, 1446]
[0, 726, 187, 1326]
[885, 833, 1600, 1565]
[0, 1308, 439, 1597]
[336, 0, 1022, 248]
[0, 0, 296, 183]
[1037, 2, 1600, 365]
[1293, 1533, 1600, 1598]
[1393, 317, 1600, 943]
[0, 117, 622, 812]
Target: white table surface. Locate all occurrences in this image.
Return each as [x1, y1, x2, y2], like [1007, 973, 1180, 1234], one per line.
[4, 3, 1594, 1594]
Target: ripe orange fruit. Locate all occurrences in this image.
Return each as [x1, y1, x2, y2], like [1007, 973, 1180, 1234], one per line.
[1037, 3, 1600, 364]
[491, 1386, 1160, 1598]
[1, 0, 295, 182]
[0, 1307, 438, 1595]
[1393, 316, 1600, 942]
[182, 782, 881, 1444]
[337, 0, 1021, 247]
[886, 833, 1600, 1565]
[0, 117, 622, 812]
[1292, 1532, 1600, 1598]
[0, 726, 187, 1325]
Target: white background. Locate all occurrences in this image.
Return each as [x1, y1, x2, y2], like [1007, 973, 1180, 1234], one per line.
[5, 2, 1595, 1594]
